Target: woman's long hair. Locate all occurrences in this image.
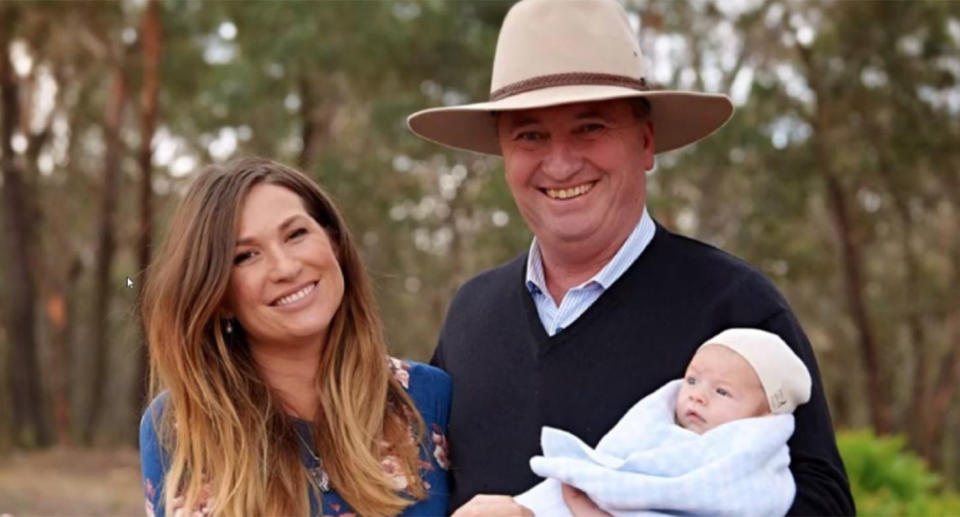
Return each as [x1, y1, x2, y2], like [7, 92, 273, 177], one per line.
[143, 158, 425, 515]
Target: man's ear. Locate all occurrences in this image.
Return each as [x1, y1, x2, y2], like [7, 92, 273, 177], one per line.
[642, 119, 656, 172]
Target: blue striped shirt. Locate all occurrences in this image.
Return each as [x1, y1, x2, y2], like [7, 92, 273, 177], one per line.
[525, 209, 656, 336]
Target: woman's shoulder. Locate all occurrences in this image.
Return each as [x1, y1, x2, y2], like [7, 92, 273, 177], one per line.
[387, 357, 451, 419]
[388, 357, 451, 392]
[140, 391, 169, 433]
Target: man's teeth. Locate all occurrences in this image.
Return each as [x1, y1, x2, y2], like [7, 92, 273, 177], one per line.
[545, 182, 594, 200]
[275, 283, 315, 306]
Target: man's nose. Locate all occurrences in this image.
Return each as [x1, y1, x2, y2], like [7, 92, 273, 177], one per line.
[541, 138, 583, 180]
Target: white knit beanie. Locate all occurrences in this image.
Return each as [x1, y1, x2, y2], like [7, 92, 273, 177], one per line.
[698, 328, 812, 414]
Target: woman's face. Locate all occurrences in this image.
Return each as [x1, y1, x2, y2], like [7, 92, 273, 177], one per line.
[222, 184, 345, 351]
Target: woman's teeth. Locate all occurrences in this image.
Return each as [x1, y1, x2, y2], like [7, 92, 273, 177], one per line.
[274, 283, 315, 306]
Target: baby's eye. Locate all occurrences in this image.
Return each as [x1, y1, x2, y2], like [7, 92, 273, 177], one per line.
[716, 387, 730, 397]
[685, 376, 697, 385]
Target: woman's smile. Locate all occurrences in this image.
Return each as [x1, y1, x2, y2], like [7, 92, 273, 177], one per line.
[270, 280, 319, 309]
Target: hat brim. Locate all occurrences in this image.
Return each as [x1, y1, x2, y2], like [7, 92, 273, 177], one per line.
[407, 85, 733, 155]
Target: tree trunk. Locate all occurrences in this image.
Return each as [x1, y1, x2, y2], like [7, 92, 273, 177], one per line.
[797, 42, 891, 434]
[133, 0, 161, 434]
[45, 288, 71, 446]
[83, 63, 127, 445]
[920, 182, 960, 469]
[819, 171, 889, 433]
[870, 133, 929, 449]
[0, 5, 51, 447]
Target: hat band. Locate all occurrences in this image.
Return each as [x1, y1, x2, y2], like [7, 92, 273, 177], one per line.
[489, 72, 648, 102]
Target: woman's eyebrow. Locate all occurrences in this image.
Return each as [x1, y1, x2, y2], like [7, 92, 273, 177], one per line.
[235, 215, 307, 245]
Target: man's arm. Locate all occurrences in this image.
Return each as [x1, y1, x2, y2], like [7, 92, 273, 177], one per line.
[763, 309, 855, 515]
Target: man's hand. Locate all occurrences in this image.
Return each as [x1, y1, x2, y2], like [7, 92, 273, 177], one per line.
[451, 495, 533, 517]
[562, 484, 613, 517]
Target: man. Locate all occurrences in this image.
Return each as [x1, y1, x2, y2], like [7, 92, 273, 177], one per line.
[407, 0, 854, 515]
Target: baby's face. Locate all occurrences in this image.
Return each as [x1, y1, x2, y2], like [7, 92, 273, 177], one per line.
[675, 345, 770, 434]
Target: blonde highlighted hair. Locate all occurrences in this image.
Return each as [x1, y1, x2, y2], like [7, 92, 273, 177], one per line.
[142, 158, 425, 515]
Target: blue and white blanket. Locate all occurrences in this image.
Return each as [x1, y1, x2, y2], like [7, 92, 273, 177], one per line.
[514, 380, 796, 517]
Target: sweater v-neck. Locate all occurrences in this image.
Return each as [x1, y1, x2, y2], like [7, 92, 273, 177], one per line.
[518, 224, 666, 355]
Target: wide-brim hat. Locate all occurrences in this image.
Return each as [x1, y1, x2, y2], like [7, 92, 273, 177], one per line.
[407, 0, 734, 156]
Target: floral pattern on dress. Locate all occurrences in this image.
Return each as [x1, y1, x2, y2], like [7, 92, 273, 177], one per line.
[431, 423, 451, 470]
[324, 502, 357, 517]
[145, 478, 157, 517]
[142, 359, 449, 517]
[143, 478, 214, 517]
[381, 454, 410, 491]
[388, 356, 411, 389]
[170, 484, 215, 517]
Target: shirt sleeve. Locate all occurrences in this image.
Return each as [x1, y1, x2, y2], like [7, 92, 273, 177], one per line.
[404, 361, 452, 514]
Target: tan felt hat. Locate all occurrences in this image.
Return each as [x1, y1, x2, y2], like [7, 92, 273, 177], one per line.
[407, 0, 734, 155]
[699, 328, 812, 415]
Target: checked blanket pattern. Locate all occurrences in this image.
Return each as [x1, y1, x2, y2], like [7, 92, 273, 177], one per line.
[514, 380, 796, 517]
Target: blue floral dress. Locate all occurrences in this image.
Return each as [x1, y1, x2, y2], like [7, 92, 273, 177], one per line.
[139, 359, 452, 516]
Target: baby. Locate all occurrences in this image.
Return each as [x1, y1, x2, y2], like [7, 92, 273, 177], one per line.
[675, 327, 811, 433]
[515, 328, 812, 517]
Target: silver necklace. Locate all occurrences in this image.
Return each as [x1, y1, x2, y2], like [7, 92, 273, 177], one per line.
[294, 428, 331, 492]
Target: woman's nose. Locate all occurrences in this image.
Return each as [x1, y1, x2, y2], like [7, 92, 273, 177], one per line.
[268, 248, 301, 281]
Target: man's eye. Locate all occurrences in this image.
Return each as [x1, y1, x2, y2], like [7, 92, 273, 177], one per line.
[233, 251, 254, 265]
[576, 123, 605, 134]
[515, 131, 546, 142]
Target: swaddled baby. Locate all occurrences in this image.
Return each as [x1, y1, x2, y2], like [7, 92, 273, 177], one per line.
[515, 328, 812, 517]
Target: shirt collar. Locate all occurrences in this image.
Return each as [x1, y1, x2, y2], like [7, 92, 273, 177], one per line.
[525, 207, 656, 294]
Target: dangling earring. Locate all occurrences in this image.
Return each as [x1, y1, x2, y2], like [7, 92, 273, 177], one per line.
[224, 318, 234, 335]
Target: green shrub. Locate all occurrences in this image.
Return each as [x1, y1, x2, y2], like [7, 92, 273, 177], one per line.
[836, 430, 960, 516]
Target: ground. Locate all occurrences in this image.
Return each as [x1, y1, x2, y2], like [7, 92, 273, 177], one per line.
[0, 448, 143, 516]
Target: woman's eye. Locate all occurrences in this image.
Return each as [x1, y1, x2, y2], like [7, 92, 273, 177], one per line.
[233, 251, 254, 265]
[288, 227, 308, 240]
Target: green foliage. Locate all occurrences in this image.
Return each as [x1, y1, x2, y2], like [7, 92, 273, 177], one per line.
[838, 430, 960, 516]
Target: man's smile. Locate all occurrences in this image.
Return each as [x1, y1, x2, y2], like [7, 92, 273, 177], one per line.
[542, 181, 597, 200]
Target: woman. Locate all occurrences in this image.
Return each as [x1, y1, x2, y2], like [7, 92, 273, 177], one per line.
[139, 158, 451, 516]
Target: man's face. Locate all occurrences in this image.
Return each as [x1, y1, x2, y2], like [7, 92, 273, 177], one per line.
[675, 345, 771, 434]
[497, 99, 654, 254]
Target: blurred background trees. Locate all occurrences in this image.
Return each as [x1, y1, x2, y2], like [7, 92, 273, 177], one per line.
[0, 0, 958, 501]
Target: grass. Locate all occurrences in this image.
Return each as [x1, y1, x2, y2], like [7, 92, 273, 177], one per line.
[0, 447, 143, 517]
